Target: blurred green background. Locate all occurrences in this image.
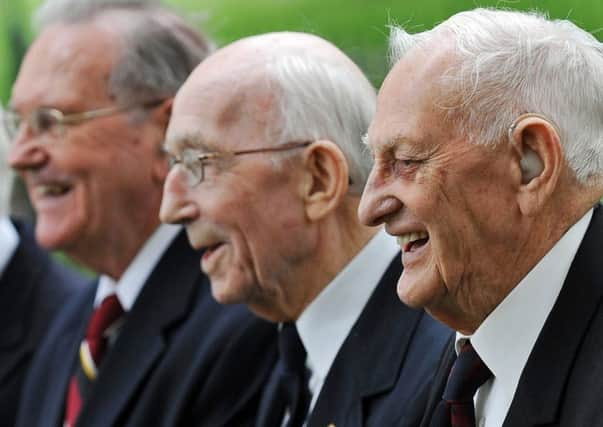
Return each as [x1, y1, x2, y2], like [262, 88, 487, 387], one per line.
[2, 0, 603, 104]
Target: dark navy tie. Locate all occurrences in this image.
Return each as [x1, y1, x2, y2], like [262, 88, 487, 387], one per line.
[258, 322, 312, 427]
[280, 322, 312, 427]
[431, 341, 493, 427]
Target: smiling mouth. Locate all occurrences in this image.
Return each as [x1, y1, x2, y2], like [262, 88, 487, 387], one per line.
[397, 231, 429, 253]
[35, 183, 72, 197]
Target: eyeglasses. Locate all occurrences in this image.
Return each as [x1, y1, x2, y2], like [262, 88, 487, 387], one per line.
[168, 140, 313, 187]
[1, 99, 168, 142]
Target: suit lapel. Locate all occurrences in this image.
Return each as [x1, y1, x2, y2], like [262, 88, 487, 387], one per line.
[0, 238, 36, 382]
[78, 231, 200, 427]
[0, 221, 46, 353]
[418, 338, 455, 427]
[256, 359, 288, 427]
[308, 255, 424, 427]
[44, 324, 89, 426]
[39, 285, 95, 427]
[504, 205, 603, 426]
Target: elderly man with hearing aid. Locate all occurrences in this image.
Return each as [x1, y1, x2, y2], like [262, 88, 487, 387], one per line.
[358, 8, 603, 427]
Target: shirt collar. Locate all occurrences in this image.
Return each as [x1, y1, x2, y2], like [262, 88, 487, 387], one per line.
[0, 217, 19, 277]
[296, 229, 400, 385]
[456, 208, 593, 397]
[94, 224, 181, 310]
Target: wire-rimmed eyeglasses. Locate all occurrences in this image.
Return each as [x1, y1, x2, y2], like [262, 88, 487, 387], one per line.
[1, 98, 168, 142]
[168, 140, 313, 187]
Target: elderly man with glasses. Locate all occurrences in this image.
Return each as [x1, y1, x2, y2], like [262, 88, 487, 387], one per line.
[358, 8, 603, 427]
[0, 110, 84, 427]
[4, 1, 276, 426]
[160, 31, 451, 427]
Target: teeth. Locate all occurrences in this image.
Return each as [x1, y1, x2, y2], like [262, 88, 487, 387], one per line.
[36, 184, 69, 196]
[397, 231, 428, 247]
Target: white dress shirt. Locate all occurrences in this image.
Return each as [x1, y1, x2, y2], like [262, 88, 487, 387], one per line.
[455, 208, 593, 427]
[94, 223, 181, 311]
[296, 229, 400, 412]
[0, 217, 19, 278]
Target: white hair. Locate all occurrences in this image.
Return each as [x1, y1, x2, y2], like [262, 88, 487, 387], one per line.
[266, 54, 376, 194]
[35, 0, 214, 106]
[35, 0, 158, 27]
[389, 8, 603, 184]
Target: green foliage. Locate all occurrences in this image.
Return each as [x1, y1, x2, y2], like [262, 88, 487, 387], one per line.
[3, 0, 603, 100]
[166, 0, 603, 87]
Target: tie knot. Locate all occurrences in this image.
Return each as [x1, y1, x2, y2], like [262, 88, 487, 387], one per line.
[87, 294, 124, 342]
[443, 341, 492, 403]
[279, 322, 307, 374]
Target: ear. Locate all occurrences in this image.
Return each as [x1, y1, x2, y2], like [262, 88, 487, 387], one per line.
[300, 140, 350, 221]
[150, 97, 174, 133]
[148, 98, 174, 184]
[509, 114, 563, 216]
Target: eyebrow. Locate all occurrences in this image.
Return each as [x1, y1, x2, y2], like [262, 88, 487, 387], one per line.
[164, 132, 217, 153]
[369, 134, 409, 154]
[373, 134, 431, 161]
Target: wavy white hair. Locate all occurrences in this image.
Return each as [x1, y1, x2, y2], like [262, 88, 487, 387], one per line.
[389, 8, 603, 184]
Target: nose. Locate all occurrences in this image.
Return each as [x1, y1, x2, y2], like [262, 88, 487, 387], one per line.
[7, 133, 49, 171]
[358, 166, 403, 227]
[159, 169, 199, 224]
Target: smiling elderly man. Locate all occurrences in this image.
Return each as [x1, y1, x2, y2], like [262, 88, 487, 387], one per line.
[160, 31, 451, 427]
[0, 111, 84, 427]
[5, 1, 276, 426]
[358, 8, 603, 427]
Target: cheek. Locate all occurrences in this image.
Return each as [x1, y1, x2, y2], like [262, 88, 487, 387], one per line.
[242, 206, 310, 283]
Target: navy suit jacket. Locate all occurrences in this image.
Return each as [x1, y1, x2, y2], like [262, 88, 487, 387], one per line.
[0, 219, 84, 427]
[16, 230, 278, 427]
[257, 254, 452, 427]
[420, 204, 603, 427]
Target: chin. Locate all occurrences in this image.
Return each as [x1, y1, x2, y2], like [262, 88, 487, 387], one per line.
[209, 279, 248, 306]
[35, 220, 74, 251]
[246, 301, 287, 323]
[396, 270, 443, 310]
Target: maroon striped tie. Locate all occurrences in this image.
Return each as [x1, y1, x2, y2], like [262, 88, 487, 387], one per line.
[431, 341, 493, 427]
[64, 294, 124, 427]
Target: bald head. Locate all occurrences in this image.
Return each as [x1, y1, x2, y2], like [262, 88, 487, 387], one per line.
[193, 31, 366, 78]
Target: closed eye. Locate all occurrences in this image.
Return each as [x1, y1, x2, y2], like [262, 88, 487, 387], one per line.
[393, 157, 422, 177]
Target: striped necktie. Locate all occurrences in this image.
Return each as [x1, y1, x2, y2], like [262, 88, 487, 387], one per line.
[431, 341, 493, 427]
[64, 294, 124, 427]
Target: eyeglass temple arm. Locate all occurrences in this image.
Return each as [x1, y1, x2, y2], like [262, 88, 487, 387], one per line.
[229, 140, 313, 156]
[62, 98, 170, 124]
